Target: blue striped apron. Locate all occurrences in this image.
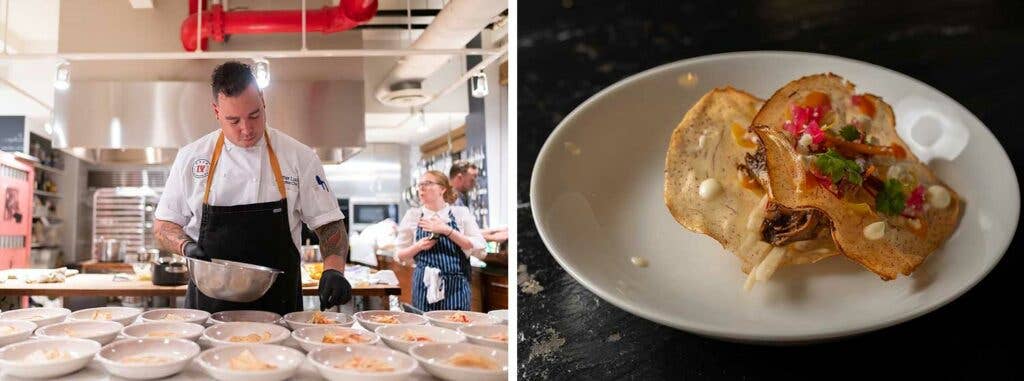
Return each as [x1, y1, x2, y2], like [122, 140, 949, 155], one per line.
[411, 210, 471, 311]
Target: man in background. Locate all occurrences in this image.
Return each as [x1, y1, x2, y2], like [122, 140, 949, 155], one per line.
[448, 160, 479, 210]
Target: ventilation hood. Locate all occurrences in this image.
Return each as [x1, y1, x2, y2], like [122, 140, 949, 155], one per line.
[52, 79, 366, 164]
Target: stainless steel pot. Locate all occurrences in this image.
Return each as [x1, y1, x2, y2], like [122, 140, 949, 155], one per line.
[98, 238, 125, 262]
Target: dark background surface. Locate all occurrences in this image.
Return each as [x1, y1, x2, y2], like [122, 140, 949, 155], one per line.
[517, 1, 1023, 379]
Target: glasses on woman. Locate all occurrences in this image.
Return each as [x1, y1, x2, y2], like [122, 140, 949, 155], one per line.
[417, 181, 441, 188]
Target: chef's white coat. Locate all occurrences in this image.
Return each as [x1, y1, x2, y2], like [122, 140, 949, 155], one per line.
[155, 127, 345, 252]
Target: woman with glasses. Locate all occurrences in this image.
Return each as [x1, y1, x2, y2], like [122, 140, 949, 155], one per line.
[396, 170, 487, 311]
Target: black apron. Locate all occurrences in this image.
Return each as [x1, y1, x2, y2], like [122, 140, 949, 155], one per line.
[185, 131, 302, 316]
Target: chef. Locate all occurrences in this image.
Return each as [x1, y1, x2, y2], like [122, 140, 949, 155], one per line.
[153, 61, 351, 315]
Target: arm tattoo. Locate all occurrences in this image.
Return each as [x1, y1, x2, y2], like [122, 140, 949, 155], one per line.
[154, 219, 193, 255]
[314, 220, 349, 261]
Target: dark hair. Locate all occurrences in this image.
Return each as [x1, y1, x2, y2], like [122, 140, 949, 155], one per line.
[449, 160, 478, 179]
[211, 61, 256, 101]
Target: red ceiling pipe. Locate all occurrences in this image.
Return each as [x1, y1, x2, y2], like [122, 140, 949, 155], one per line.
[181, 0, 379, 51]
[188, 0, 209, 51]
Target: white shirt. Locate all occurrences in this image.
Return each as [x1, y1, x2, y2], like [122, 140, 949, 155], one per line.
[155, 127, 345, 251]
[396, 204, 487, 259]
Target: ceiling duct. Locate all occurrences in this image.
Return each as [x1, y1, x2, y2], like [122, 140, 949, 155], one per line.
[53, 80, 365, 165]
[374, 0, 507, 108]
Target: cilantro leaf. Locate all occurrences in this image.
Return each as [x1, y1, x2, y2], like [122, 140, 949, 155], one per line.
[875, 179, 907, 216]
[839, 125, 860, 141]
[814, 149, 863, 186]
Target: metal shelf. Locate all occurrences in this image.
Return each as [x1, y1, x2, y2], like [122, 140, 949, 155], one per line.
[34, 190, 62, 198]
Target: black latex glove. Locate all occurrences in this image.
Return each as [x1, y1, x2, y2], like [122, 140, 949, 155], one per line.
[183, 242, 209, 261]
[318, 269, 352, 311]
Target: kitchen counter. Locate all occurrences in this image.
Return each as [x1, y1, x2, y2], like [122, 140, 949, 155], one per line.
[0, 274, 400, 298]
[518, 0, 1021, 379]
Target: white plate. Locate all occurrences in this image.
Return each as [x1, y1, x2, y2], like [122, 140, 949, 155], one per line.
[201, 322, 290, 347]
[0, 338, 100, 379]
[422, 310, 500, 330]
[197, 343, 304, 381]
[409, 342, 507, 381]
[375, 324, 466, 354]
[95, 338, 200, 379]
[139, 308, 211, 326]
[35, 320, 123, 345]
[291, 326, 379, 353]
[121, 321, 205, 341]
[353, 311, 427, 332]
[208, 310, 283, 325]
[530, 51, 1019, 343]
[67, 307, 142, 326]
[307, 345, 418, 381]
[457, 325, 508, 349]
[0, 320, 37, 347]
[282, 310, 354, 330]
[0, 307, 70, 328]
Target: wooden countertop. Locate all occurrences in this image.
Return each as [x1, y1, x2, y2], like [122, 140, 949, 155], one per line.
[0, 273, 400, 298]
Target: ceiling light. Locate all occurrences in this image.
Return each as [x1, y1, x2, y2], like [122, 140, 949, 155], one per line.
[253, 58, 270, 88]
[54, 62, 70, 90]
[470, 71, 488, 98]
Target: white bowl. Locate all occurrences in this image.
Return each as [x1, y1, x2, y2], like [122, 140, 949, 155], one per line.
[410, 342, 507, 381]
[283, 310, 354, 330]
[202, 322, 291, 347]
[0, 319, 37, 347]
[122, 321, 205, 341]
[423, 310, 500, 330]
[0, 338, 100, 379]
[375, 324, 466, 354]
[209, 310, 283, 325]
[353, 311, 427, 332]
[140, 308, 211, 325]
[457, 325, 509, 349]
[36, 320, 123, 345]
[308, 345, 417, 381]
[96, 338, 200, 379]
[530, 51, 1020, 342]
[0, 307, 70, 327]
[197, 344, 304, 381]
[486, 310, 508, 325]
[291, 326, 379, 353]
[67, 306, 142, 326]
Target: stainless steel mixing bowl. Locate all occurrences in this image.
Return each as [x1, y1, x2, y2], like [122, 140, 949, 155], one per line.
[184, 256, 283, 302]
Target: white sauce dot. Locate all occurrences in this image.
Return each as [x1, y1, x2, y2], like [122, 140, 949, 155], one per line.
[863, 221, 886, 241]
[699, 178, 723, 200]
[927, 185, 951, 209]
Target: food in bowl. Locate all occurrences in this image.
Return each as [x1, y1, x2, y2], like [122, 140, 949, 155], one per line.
[369, 314, 400, 324]
[120, 354, 174, 365]
[228, 349, 277, 371]
[446, 352, 499, 370]
[229, 331, 272, 343]
[322, 330, 367, 344]
[337, 356, 395, 372]
[160, 313, 187, 321]
[0, 325, 17, 334]
[445, 312, 471, 323]
[487, 332, 508, 342]
[91, 311, 113, 320]
[309, 311, 336, 324]
[23, 349, 71, 363]
[400, 330, 433, 342]
[145, 331, 179, 338]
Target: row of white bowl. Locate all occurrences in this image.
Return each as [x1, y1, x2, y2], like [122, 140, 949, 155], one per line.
[0, 336, 507, 381]
[0, 307, 507, 331]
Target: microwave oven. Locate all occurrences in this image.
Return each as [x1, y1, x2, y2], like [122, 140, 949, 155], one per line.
[348, 198, 399, 232]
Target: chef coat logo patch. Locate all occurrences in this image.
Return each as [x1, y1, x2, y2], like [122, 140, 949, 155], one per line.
[283, 175, 299, 188]
[315, 175, 330, 192]
[191, 158, 211, 179]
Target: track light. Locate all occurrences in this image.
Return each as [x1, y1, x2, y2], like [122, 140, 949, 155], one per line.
[253, 58, 270, 88]
[470, 71, 488, 98]
[54, 62, 70, 90]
